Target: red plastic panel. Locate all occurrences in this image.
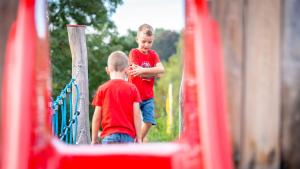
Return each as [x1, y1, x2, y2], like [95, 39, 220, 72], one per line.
[1, 0, 37, 168]
[185, 1, 233, 169]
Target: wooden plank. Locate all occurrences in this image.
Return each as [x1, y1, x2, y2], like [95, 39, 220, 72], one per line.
[281, 0, 300, 168]
[241, 0, 281, 168]
[67, 25, 90, 144]
[211, 0, 245, 167]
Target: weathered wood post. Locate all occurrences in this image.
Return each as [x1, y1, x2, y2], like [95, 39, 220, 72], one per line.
[241, 1, 281, 169]
[210, 1, 245, 166]
[212, 0, 281, 168]
[67, 25, 90, 144]
[282, 1, 300, 168]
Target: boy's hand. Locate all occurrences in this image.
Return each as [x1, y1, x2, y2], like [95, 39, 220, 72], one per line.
[91, 140, 99, 145]
[135, 138, 142, 143]
[129, 64, 144, 77]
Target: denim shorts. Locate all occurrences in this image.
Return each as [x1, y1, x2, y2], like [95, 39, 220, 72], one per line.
[101, 133, 134, 144]
[140, 98, 156, 125]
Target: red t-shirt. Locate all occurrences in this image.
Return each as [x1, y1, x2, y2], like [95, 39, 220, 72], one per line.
[92, 79, 141, 138]
[128, 49, 160, 101]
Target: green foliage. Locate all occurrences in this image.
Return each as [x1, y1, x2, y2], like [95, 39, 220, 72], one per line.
[48, 0, 122, 30]
[109, 30, 137, 55]
[147, 33, 183, 142]
[48, 0, 123, 97]
[152, 29, 180, 61]
[48, 0, 139, 126]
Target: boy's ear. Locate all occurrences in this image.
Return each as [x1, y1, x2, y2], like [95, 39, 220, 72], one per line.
[124, 67, 129, 75]
[136, 36, 139, 43]
[105, 66, 110, 75]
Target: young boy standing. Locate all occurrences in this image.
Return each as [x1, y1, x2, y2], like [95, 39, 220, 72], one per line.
[128, 24, 165, 141]
[91, 51, 142, 144]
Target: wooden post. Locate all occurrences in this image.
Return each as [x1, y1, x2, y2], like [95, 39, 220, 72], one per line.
[212, 0, 246, 167]
[241, 1, 281, 168]
[213, 0, 281, 168]
[67, 25, 90, 144]
[282, 1, 300, 168]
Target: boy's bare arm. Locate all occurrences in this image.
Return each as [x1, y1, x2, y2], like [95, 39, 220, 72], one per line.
[133, 102, 142, 143]
[129, 63, 164, 77]
[91, 106, 102, 144]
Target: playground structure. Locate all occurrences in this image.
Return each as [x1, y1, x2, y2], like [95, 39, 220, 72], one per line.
[0, 0, 234, 169]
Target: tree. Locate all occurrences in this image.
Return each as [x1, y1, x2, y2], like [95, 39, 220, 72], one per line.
[152, 29, 180, 61]
[48, 0, 123, 97]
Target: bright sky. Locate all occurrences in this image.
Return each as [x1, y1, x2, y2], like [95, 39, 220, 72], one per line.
[111, 0, 185, 35]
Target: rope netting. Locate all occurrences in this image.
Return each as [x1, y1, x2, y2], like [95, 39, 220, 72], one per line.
[51, 65, 81, 144]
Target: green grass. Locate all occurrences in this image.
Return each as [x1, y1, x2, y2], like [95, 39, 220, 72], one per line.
[147, 105, 180, 142]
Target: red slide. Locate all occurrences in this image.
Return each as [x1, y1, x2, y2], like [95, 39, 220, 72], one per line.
[1, 0, 233, 169]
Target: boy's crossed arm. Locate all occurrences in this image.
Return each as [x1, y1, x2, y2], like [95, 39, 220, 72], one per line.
[129, 63, 164, 78]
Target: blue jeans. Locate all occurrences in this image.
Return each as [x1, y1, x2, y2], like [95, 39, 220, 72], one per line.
[140, 98, 156, 125]
[101, 133, 134, 144]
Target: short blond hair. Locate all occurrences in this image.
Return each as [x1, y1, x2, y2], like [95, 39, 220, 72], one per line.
[138, 23, 153, 36]
[107, 51, 128, 72]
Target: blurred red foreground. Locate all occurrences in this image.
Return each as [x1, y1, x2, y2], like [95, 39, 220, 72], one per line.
[1, 0, 233, 169]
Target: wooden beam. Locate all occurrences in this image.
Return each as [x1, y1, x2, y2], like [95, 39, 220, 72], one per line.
[67, 25, 90, 144]
[281, 0, 300, 168]
[212, 0, 246, 167]
[241, 0, 281, 168]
